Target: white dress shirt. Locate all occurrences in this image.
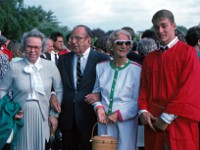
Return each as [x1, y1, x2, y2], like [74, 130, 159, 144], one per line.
[50, 50, 59, 64]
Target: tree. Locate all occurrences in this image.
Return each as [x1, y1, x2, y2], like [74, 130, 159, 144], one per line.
[0, 0, 24, 39]
[0, 0, 70, 40]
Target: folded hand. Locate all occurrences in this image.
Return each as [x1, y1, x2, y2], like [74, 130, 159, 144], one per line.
[107, 111, 118, 124]
[14, 109, 23, 119]
[140, 112, 157, 131]
[97, 107, 107, 124]
[50, 94, 61, 113]
[49, 116, 58, 135]
[85, 92, 101, 104]
[153, 117, 168, 131]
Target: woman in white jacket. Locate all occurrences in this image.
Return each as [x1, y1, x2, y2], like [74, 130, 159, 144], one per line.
[85, 29, 141, 150]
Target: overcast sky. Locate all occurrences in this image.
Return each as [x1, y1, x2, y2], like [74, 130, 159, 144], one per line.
[24, 0, 200, 32]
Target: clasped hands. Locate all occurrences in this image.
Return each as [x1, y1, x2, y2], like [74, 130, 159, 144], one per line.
[96, 107, 118, 124]
[140, 112, 168, 131]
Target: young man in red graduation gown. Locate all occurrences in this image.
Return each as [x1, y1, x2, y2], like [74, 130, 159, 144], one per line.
[138, 9, 200, 150]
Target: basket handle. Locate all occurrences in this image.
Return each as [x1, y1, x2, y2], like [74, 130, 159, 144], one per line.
[91, 122, 98, 139]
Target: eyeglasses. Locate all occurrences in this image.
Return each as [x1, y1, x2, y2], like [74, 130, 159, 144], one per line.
[26, 45, 42, 51]
[69, 36, 88, 42]
[114, 40, 133, 46]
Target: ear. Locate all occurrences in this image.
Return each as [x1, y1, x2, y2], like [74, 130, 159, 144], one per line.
[172, 22, 176, 29]
[198, 39, 200, 45]
[87, 37, 92, 44]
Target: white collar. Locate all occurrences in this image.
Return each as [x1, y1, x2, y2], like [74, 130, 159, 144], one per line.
[24, 57, 45, 95]
[25, 57, 43, 71]
[76, 47, 90, 57]
[51, 50, 59, 55]
[166, 37, 178, 48]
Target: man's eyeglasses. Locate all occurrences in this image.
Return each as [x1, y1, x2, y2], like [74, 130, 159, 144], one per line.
[26, 45, 42, 51]
[69, 36, 88, 42]
[114, 40, 133, 46]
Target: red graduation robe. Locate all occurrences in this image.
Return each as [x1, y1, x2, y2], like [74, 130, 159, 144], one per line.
[138, 41, 200, 150]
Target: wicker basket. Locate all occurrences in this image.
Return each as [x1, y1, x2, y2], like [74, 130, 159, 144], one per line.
[90, 123, 118, 150]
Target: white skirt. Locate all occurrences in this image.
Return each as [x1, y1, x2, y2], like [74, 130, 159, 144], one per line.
[13, 100, 50, 150]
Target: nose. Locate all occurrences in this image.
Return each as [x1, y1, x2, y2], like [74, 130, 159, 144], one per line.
[158, 26, 164, 33]
[122, 42, 127, 48]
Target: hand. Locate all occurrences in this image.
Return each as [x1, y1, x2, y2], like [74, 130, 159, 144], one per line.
[0, 51, 3, 54]
[107, 111, 118, 124]
[14, 109, 23, 119]
[139, 112, 157, 131]
[96, 107, 107, 124]
[85, 92, 101, 104]
[153, 117, 168, 131]
[50, 94, 61, 113]
[49, 116, 58, 135]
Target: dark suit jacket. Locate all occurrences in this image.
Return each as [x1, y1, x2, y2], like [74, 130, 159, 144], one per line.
[40, 53, 51, 60]
[58, 49, 110, 132]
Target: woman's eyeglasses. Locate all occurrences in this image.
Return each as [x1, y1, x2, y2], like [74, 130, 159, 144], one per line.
[26, 45, 42, 51]
[114, 40, 133, 46]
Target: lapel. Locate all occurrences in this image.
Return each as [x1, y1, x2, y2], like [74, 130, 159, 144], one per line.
[67, 53, 75, 90]
[46, 53, 51, 60]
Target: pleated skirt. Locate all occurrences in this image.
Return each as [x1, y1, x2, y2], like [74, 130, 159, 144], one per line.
[13, 100, 49, 150]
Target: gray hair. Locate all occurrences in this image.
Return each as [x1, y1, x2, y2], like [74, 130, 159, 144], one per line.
[20, 28, 46, 52]
[107, 29, 132, 52]
[137, 38, 157, 55]
[43, 38, 53, 52]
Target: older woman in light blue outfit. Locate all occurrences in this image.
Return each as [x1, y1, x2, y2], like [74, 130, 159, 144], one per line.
[0, 29, 63, 150]
[86, 29, 141, 150]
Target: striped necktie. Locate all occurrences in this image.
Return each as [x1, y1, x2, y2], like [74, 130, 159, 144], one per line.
[77, 55, 83, 87]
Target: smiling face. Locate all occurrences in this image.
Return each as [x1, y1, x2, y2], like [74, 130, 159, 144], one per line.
[153, 17, 176, 45]
[112, 33, 132, 58]
[25, 37, 42, 64]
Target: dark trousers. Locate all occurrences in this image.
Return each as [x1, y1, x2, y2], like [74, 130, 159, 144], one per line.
[62, 121, 92, 150]
[2, 144, 11, 150]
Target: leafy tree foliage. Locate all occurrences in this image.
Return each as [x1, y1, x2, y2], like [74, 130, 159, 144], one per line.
[0, 0, 69, 40]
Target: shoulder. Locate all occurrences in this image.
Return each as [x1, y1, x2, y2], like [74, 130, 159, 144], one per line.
[174, 41, 193, 51]
[40, 58, 57, 68]
[10, 59, 25, 67]
[59, 52, 73, 60]
[91, 49, 110, 58]
[173, 41, 197, 58]
[130, 61, 142, 68]
[97, 60, 110, 66]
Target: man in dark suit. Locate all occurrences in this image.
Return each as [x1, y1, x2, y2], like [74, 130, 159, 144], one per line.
[57, 25, 110, 150]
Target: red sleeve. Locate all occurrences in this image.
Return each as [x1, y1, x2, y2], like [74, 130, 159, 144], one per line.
[138, 57, 148, 111]
[58, 49, 68, 55]
[165, 47, 200, 121]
